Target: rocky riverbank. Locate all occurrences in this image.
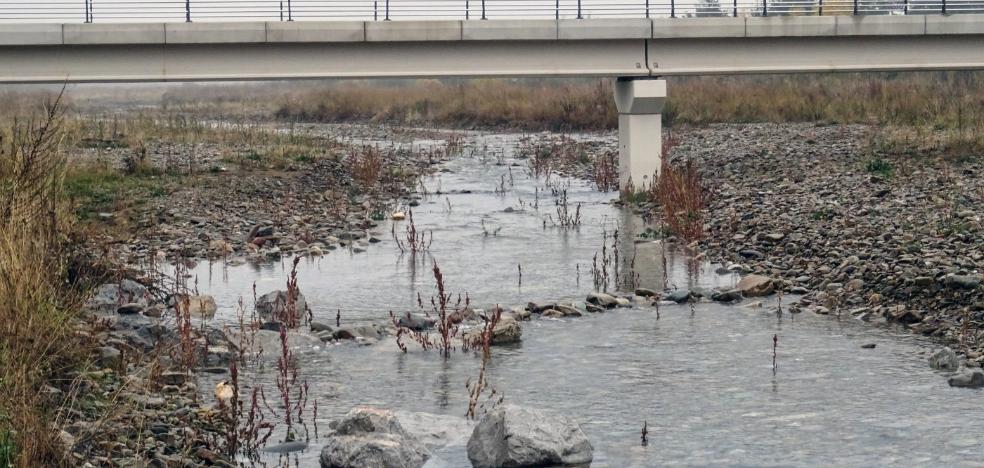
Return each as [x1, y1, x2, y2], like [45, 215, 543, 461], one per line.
[667, 123, 984, 357]
[71, 123, 465, 265]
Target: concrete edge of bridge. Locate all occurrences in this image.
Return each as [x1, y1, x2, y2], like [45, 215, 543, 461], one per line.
[2, 16, 982, 47]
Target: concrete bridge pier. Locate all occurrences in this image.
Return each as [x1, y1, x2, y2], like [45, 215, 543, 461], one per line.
[614, 78, 666, 193]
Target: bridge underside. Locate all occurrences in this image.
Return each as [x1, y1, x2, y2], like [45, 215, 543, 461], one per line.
[0, 35, 983, 83]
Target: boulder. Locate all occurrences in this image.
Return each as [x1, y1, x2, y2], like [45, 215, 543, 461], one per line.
[711, 289, 743, 303]
[397, 314, 437, 331]
[87, 280, 149, 313]
[489, 317, 521, 344]
[944, 274, 982, 290]
[553, 304, 582, 317]
[929, 347, 960, 371]
[509, 307, 532, 321]
[948, 369, 984, 388]
[186, 295, 218, 318]
[320, 407, 430, 468]
[97, 346, 122, 369]
[526, 301, 556, 313]
[586, 292, 618, 308]
[584, 303, 604, 313]
[634, 288, 658, 298]
[736, 275, 775, 297]
[666, 290, 691, 304]
[465, 317, 522, 346]
[256, 290, 309, 321]
[542, 309, 565, 318]
[208, 239, 234, 256]
[333, 325, 386, 341]
[466, 405, 593, 468]
[116, 303, 144, 315]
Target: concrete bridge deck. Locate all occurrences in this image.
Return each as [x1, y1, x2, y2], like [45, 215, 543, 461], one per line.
[1, 16, 983, 83]
[1, 15, 982, 191]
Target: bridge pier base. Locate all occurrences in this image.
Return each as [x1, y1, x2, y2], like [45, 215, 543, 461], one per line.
[614, 77, 666, 193]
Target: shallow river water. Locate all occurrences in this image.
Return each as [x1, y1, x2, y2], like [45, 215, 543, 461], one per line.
[191, 129, 984, 467]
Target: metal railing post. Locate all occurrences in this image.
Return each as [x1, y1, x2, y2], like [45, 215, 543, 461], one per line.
[556, 0, 560, 19]
[903, 0, 908, 14]
[482, 0, 487, 19]
[941, 0, 946, 13]
[185, 0, 191, 22]
[374, 1, 378, 20]
[577, 0, 582, 18]
[287, 0, 292, 20]
[466, 0, 470, 19]
[763, 0, 767, 16]
[84, 0, 92, 23]
[645, 0, 650, 18]
[818, 0, 823, 15]
[733, 0, 738, 17]
[385, 0, 390, 20]
[671, 0, 675, 17]
[852, 0, 858, 14]
[280, 1, 284, 21]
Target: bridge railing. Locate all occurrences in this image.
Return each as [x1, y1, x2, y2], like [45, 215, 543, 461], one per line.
[2, 0, 982, 23]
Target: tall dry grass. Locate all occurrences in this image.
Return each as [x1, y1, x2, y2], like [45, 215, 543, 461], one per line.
[269, 73, 984, 156]
[650, 137, 707, 242]
[275, 79, 616, 131]
[0, 92, 89, 466]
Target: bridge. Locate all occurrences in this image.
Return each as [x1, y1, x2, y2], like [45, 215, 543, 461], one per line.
[1, 7, 983, 189]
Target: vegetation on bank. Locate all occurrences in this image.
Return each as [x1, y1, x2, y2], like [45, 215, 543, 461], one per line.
[0, 94, 92, 466]
[268, 72, 984, 158]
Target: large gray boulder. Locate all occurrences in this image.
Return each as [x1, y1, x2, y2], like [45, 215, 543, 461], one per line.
[466, 405, 593, 468]
[464, 316, 522, 347]
[255, 289, 309, 321]
[736, 274, 775, 297]
[320, 407, 430, 468]
[929, 347, 959, 371]
[948, 369, 984, 388]
[87, 280, 149, 313]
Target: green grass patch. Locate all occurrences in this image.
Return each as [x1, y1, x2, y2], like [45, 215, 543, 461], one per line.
[864, 158, 894, 178]
[0, 425, 14, 468]
[64, 166, 172, 220]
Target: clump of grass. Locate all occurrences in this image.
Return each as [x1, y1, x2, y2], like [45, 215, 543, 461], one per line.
[431, 261, 463, 358]
[465, 308, 503, 421]
[594, 150, 618, 192]
[864, 157, 894, 178]
[553, 188, 582, 228]
[650, 138, 706, 242]
[62, 163, 170, 221]
[0, 92, 91, 465]
[350, 145, 383, 187]
[393, 208, 433, 254]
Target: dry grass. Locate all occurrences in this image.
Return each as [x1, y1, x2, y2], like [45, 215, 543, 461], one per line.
[0, 92, 90, 466]
[269, 73, 984, 156]
[650, 137, 707, 242]
[275, 79, 616, 131]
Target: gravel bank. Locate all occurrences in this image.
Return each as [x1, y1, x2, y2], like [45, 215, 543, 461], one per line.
[672, 123, 984, 355]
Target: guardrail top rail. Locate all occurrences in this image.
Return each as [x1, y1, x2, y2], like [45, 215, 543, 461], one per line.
[2, 0, 983, 23]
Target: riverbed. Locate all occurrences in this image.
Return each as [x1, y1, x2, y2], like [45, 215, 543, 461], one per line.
[189, 128, 984, 467]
